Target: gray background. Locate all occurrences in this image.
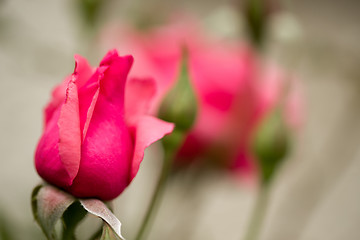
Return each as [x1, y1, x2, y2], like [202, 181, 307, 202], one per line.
[0, 0, 359, 239]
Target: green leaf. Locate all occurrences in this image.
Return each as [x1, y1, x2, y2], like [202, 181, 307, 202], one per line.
[31, 185, 75, 240]
[80, 199, 125, 240]
[100, 224, 122, 240]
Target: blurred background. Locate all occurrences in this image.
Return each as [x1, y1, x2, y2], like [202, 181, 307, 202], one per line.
[0, 0, 360, 239]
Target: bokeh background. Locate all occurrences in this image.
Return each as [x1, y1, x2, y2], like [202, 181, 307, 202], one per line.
[1, 0, 360, 239]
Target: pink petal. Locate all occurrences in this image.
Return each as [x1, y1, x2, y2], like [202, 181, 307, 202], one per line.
[73, 54, 94, 89]
[125, 77, 157, 125]
[67, 92, 133, 200]
[183, 45, 254, 143]
[35, 109, 72, 187]
[66, 51, 135, 200]
[44, 55, 93, 127]
[58, 77, 81, 184]
[44, 76, 69, 127]
[99, 50, 133, 105]
[101, 26, 181, 112]
[99, 49, 120, 66]
[78, 66, 108, 140]
[130, 116, 174, 181]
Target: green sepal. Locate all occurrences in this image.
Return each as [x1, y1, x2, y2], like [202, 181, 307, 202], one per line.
[80, 199, 125, 240]
[61, 201, 87, 240]
[31, 185, 125, 240]
[31, 184, 75, 240]
[100, 224, 122, 240]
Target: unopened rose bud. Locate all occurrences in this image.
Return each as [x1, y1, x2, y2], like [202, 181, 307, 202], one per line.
[253, 108, 290, 185]
[158, 49, 198, 133]
[34, 50, 174, 201]
[77, 0, 107, 29]
[243, 0, 281, 48]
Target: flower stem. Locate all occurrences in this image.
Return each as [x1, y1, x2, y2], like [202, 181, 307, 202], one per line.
[135, 149, 174, 240]
[243, 184, 270, 240]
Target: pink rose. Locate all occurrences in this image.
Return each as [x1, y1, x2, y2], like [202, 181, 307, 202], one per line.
[101, 20, 302, 179]
[186, 51, 302, 179]
[34, 50, 174, 200]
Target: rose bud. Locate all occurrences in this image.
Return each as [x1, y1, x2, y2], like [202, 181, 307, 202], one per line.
[34, 50, 174, 201]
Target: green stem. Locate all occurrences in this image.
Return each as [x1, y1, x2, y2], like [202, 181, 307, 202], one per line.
[243, 184, 270, 240]
[135, 149, 174, 240]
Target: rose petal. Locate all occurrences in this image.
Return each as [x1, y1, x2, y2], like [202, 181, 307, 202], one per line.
[125, 77, 157, 125]
[78, 66, 108, 140]
[99, 50, 133, 105]
[73, 54, 93, 89]
[44, 76, 69, 127]
[66, 51, 135, 200]
[35, 109, 72, 187]
[100, 49, 121, 66]
[58, 77, 81, 184]
[44, 55, 93, 127]
[67, 91, 133, 200]
[130, 115, 174, 181]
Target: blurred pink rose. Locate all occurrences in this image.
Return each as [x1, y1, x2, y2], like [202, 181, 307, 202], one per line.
[35, 50, 174, 200]
[100, 20, 302, 180]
